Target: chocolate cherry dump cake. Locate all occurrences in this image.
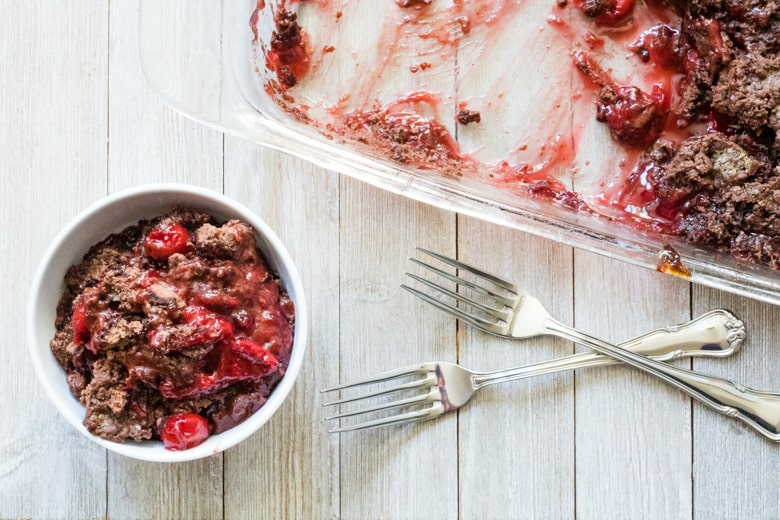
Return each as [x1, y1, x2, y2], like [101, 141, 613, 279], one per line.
[251, 1, 780, 269]
[49, 208, 295, 450]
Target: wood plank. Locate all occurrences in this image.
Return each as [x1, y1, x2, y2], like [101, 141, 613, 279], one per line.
[573, 254, 692, 519]
[456, 220, 576, 520]
[106, 1, 223, 192]
[0, 1, 109, 518]
[692, 286, 780, 519]
[222, 141, 341, 519]
[338, 179, 458, 520]
[105, 2, 224, 519]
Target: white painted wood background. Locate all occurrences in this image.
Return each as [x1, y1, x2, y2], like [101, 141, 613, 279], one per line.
[2, 1, 780, 519]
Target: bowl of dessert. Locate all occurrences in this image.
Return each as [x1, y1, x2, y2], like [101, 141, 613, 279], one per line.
[27, 184, 307, 462]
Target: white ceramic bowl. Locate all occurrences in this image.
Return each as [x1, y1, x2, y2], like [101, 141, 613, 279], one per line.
[27, 184, 308, 462]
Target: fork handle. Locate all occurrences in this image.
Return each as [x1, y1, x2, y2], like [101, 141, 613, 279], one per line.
[473, 309, 743, 387]
[544, 319, 780, 442]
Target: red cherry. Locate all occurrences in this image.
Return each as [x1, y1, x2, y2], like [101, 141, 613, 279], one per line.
[192, 290, 240, 312]
[135, 269, 160, 289]
[596, 84, 668, 147]
[159, 373, 223, 400]
[231, 309, 252, 329]
[159, 381, 177, 399]
[595, 0, 635, 26]
[161, 413, 210, 450]
[630, 24, 680, 68]
[71, 304, 90, 346]
[194, 373, 218, 389]
[574, 0, 635, 26]
[184, 306, 234, 347]
[217, 338, 279, 380]
[233, 337, 280, 369]
[143, 224, 190, 260]
[253, 312, 293, 356]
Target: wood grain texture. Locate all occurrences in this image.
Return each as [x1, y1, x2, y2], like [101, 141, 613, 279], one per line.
[223, 139, 340, 520]
[7, 0, 780, 518]
[574, 252, 691, 519]
[573, 253, 693, 520]
[105, 2, 224, 519]
[107, 0, 223, 192]
[456, 219, 576, 520]
[338, 179, 458, 520]
[692, 286, 780, 520]
[0, 1, 109, 518]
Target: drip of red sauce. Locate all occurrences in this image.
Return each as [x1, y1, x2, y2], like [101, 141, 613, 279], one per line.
[603, 157, 682, 230]
[249, 0, 266, 43]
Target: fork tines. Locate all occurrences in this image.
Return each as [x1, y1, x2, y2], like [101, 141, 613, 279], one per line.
[321, 363, 444, 433]
[401, 248, 520, 336]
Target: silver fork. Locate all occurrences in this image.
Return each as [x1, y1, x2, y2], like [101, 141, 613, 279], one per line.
[323, 308, 744, 432]
[398, 249, 780, 441]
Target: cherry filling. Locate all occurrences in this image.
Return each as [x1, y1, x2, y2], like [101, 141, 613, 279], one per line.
[220, 338, 280, 380]
[630, 24, 680, 68]
[266, 8, 311, 91]
[147, 306, 235, 353]
[159, 338, 280, 401]
[70, 304, 90, 346]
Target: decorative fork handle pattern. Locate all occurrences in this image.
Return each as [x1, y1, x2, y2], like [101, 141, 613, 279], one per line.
[472, 309, 744, 388]
[543, 318, 780, 441]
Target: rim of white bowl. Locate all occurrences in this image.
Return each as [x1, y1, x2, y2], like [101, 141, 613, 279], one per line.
[27, 183, 308, 462]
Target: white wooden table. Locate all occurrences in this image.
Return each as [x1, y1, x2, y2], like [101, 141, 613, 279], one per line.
[3, 2, 780, 518]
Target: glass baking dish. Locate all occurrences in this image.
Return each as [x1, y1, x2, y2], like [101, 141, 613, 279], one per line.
[138, 0, 780, 305]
